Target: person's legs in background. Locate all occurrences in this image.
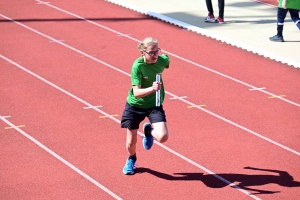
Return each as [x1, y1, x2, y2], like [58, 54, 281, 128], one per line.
[289, 9, 300, 29]
[204, 0, 216, 22]
[216, 0, 225, 23]
[269, 7, 288, 42]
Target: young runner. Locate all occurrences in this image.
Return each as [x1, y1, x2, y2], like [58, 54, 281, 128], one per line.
[121, 37, 170, 175]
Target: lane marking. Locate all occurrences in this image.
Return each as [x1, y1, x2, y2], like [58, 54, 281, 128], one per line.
[84, 105, 102, 109]
[50, 39, 64, 43]
[81, 54, 96, 57]
[0, 116, 122, 200]
[249, 87, 266, 91]
[27, 2, 300, 107]
[2, 116, 11, 118]
[100, 114, 118, 118]
[0, 55, 260, 200]
[269, 95, 285, 99]
[170, 96, 187, 100]
[188, 105, 206, 108]
[117, 33, 131, 36]
[37, 1, 50, 5]
[5, 125, 25, 129]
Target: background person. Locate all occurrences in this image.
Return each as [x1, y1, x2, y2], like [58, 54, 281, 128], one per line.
[269, 0, 300, 42]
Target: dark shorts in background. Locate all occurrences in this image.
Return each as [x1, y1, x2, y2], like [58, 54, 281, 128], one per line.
[121, 102, 167, 130]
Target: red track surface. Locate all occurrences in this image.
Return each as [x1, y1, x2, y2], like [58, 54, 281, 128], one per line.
[253, 0, 277, 6]
[1, 0, 300, 199]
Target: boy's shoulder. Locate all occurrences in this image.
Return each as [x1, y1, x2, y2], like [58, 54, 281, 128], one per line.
[132, 57, 145, 68]
[157, 54, 170, 68]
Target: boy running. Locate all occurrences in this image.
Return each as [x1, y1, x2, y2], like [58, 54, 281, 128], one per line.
[121, 37, 170, 175]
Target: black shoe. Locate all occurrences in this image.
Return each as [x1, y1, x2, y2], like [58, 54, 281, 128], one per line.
[269, 35, 284, 42]
[142, 122, 153, 150]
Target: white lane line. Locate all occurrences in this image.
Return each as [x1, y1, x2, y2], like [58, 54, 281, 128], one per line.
[0, 15, 299, 156]
[0, 55, 260, 200]
[117, 33, 131, 36]
[37, 1, 50, 4]
[50, 39, 64, 43]
[170, 96, 187, 100]
[84, 105, 103, 109]
[26, 2, 300, 107]
[249, 87, 266, 91]
[0, 115, 122, 200]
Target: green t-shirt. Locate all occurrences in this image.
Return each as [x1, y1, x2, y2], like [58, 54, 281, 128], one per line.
[127, 54, 170, 109]
[278, 0, 300, 10]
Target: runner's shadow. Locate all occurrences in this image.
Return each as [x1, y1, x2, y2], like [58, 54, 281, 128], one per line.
[135, 166, 300, 195]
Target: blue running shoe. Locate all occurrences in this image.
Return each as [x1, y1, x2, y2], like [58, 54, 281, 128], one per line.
[123, 157, 136, 175]
[143, 122, 154, 150]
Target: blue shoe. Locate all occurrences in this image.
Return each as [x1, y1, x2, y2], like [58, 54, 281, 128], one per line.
[123, 157, 136, 175]
[143, 122, 154, 150]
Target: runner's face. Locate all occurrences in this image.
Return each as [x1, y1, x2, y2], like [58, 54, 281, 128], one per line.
[142, 45, 160, 64]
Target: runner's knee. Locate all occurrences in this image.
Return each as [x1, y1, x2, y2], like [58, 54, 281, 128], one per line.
[156, 132, 168, 143]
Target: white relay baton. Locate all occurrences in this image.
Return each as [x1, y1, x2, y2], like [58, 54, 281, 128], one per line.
[156, 73, 161, 107]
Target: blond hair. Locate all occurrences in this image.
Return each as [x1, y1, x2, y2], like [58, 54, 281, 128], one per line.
[137, 37, 158, 51]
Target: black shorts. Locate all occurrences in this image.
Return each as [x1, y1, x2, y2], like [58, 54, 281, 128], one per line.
[121, 102, 167, 130]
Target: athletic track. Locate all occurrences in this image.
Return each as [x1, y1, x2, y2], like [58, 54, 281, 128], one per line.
[1, 0, 300, 199]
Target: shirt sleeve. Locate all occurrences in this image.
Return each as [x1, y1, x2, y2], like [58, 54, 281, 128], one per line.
[131, 62, 142, 86]
[161, 54, 170, 69]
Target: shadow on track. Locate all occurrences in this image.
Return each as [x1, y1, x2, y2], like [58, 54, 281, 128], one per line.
[135, 166, 300, 195]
